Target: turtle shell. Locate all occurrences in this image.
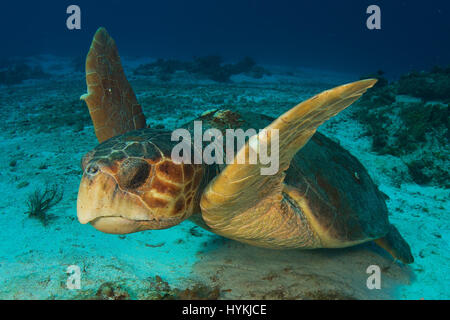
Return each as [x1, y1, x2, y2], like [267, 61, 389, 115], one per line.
[208, 111, 390, 243]
[285, 132, 390, 242]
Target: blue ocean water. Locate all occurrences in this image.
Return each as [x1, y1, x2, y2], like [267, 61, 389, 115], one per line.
[0, 1, 448, 300]
[1, 0, 449, 75]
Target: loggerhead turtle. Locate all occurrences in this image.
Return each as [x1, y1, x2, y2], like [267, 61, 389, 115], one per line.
[77, 28, 414, 264]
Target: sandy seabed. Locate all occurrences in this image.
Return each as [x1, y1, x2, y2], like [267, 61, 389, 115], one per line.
[0, 56, 448, 299]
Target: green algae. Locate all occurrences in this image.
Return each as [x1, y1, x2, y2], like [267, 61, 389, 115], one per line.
[354, 68, 449, 187]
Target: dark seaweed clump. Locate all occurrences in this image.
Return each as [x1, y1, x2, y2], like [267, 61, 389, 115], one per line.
[397, 66, 450, 102]
[355, 68, 449, 187]
[145, 275, 220, 300]
[89, 276, 220, 300]
[0, 61, 49, 85]
[134, 56, 271, 82]
[95, 282, 130, 300]
[24, 184, 63, 225]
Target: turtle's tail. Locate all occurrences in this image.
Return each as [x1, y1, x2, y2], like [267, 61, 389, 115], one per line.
[375, 224, 414, 264]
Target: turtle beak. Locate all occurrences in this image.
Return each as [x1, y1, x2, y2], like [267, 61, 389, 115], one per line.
[77, 164, 153, 234]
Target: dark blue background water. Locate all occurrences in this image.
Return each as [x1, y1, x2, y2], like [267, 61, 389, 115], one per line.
[1, 0, 449, 77]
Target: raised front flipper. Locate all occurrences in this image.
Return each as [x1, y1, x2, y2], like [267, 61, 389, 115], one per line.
[81, 27, 146, 143]
[200, 80, 378, 248]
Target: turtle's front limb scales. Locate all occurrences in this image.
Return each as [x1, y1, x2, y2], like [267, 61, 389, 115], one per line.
[207, 185, 322, 249]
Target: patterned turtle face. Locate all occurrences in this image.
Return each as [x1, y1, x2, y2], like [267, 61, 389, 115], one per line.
[77, 129, 203, 234]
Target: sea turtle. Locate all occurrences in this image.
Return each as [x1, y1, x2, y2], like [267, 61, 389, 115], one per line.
[77, 28, 414, 264]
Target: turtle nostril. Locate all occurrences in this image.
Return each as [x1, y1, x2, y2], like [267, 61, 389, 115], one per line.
[86, 164, 99, 176]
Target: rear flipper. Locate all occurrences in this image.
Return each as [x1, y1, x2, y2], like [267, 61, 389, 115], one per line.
[375, 225, 414, 264]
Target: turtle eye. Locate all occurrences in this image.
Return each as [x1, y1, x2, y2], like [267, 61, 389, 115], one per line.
[118, 158, 151, 189]
[86, 164, 100, 176]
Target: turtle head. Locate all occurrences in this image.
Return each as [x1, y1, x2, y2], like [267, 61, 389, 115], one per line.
[77, 130, 203, 234]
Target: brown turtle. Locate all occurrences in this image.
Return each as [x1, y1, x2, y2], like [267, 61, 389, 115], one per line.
[77, 28, 413, 263]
